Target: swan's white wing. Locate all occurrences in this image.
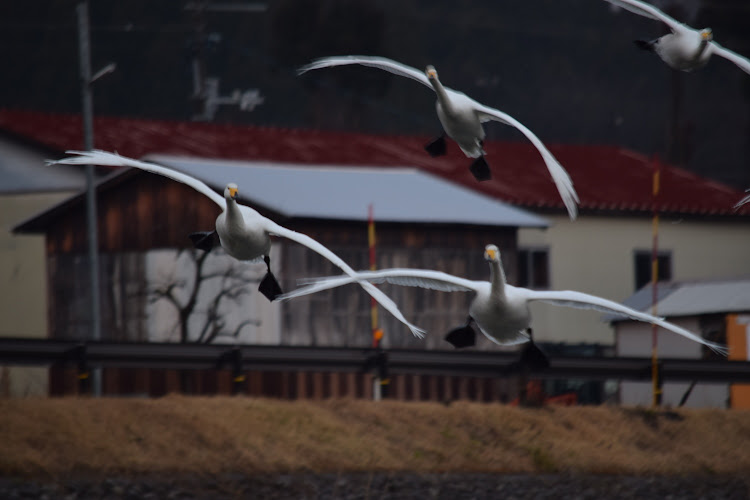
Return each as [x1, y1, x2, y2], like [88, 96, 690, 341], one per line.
[279, 268, 480, 300]
[51, 150, 226, 208]
[735, 190, 750, 210]
[527, 289, 729, 355]
[298, 56, 433, 90]
[709, 42, 750, 75]
[603, 0, 682, 31]
[261, 221, 425, 338]
[474, 104, 579, 220]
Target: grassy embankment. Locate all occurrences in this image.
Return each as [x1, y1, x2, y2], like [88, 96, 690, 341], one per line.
[1, 396, 749, 479]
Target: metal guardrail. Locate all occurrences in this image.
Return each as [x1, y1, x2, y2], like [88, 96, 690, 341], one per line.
[2, 338, 750, 384]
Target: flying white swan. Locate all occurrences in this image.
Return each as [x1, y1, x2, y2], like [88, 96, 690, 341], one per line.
[604, 0, 750, 74]
[51, 150, 425, 338]
[298, 56, 579, 220]
[279, 244, 729, 362]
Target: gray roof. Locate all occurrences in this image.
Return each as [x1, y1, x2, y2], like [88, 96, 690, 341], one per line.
[0, 137, 86, 194]
[146, 155, 549, 228]
[610, 278, 750, 321]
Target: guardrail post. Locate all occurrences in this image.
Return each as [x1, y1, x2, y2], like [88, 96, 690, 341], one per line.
[67, 343, 90, 395]
[218, 347, 245, 395]
[364, 348, 389, 400]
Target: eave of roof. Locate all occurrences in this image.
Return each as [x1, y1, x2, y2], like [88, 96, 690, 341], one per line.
[1, 109, 748, 218]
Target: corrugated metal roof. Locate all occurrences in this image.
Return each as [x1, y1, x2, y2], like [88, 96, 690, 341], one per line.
[611, 278, 750, 320]
[147, 155, 548, 227]
[1, 109, 749, 217]
[0, 136, 86, 194]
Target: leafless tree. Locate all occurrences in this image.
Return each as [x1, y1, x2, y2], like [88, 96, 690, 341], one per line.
[145, 249, 261, 344]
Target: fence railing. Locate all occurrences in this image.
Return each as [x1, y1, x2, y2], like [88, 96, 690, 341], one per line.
[3, 338, 750, 389]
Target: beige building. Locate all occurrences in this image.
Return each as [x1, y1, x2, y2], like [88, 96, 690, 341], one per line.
[0, 132, 92, 396]
[519, 214, 750, 345]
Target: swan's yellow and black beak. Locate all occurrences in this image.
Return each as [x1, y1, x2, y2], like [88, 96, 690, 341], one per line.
[701, 29, 713, 41]
[425, 66, 437, 79]
[227, 185, 238, 199]
[484, 246, 498, 261]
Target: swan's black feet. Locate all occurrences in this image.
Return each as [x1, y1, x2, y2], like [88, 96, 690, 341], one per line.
[634, 39, 656, 52]
[445, 317, 476, 348]
[469, 156, 492, 181]
[258, 255, 283, 301]
[519, 329, 549, 372]
[188, 230, 218, 252]
[424, 135, 447, 157]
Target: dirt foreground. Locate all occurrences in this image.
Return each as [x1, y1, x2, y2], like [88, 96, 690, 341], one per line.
[1, 396, 749, 479]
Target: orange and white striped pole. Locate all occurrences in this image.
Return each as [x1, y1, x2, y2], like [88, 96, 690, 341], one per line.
[369, 204, 386, 400]
[651, 154, 662, 407]
[369, 204, 382, 348]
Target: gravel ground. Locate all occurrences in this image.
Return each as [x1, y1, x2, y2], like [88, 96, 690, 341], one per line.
[0, 473, 746, 500]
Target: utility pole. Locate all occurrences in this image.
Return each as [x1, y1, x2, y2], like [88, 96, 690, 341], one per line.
[76, 1, 115, 396]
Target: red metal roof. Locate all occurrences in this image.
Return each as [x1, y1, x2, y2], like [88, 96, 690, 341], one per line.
[1, 108, 747, 217]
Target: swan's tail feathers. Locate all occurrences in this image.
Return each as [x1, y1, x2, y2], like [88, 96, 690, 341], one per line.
[542, 151, 579, 220]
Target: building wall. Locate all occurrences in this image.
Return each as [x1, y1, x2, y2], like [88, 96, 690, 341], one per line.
[0, 192, 74, 396]
[615, 317, 729, 408]
[519, 214, 750, 345]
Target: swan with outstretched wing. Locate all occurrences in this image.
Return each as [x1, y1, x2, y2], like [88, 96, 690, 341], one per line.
[51, 150, 425, 338]
[604, 0, 750, 74]
[298, 56, 579, 220]
[281, 244, 729, 364]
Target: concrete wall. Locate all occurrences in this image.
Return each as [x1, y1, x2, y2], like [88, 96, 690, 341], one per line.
[519, 214, 750, 345]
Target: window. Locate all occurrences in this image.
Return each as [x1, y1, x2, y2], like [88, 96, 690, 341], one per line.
[518, 248, 550, 289]
[634, 250, 671, 291]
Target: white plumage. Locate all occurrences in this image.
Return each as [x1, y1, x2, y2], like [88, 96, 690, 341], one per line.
[51, 150, 425, 339]
[605, 0, 750, 74]
[281, 244, 729, 355]
[299, 56, 579, 220]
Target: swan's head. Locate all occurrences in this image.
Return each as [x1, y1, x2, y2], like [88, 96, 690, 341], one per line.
[425, 65, 438, 81]
[225, 183, 239, 200]
[484, 244, 500, 263]
[700, 28, 713, 42]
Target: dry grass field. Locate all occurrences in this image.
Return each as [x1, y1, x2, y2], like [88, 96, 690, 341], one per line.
[1, 396, 749, 480]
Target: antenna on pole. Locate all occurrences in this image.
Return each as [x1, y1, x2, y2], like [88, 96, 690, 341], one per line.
[185, 2, 267, 121]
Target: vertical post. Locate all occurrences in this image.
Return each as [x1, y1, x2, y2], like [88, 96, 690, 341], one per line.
[651, 154, 662, 407]
[368, 204, 386, 400]
[77, 1, 102, 396]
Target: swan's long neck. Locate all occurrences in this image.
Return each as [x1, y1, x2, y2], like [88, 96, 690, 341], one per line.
[489, 259, 507, 300]
[225, 198, 244, 228]
[695, 38, 710, 58]
[429, 77, 456, 117]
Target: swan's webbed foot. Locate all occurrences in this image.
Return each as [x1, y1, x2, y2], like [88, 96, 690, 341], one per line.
[188, 230, 218, 252]
[445, 317, 476, 349]
[258, 255, 283, 302]
[519, 328, 550, 372]
[424, 135, 447, 157]
[634, 39, 656, 52]
[469, 156, 492, 181]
